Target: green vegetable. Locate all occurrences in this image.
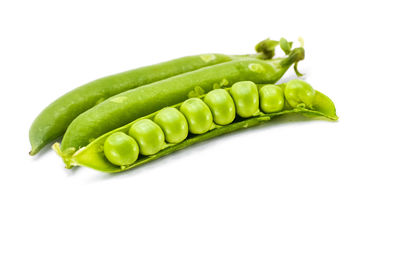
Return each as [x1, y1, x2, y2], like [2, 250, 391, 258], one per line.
[230, 81, 260, 118]
[128, 119, 165, 156]
[55, 80, 338, 172]
[153, 107, 188, 144]
[180, 98, 214, 134]
[29, 38, 282, 155]
[259, 84, 285, 113]
[284, 79, 315, 108]
[203, 89, 236, 125]
[103, 132, 139, 166]
[28, 54, 231, 156]
[58, 47, 305, 162]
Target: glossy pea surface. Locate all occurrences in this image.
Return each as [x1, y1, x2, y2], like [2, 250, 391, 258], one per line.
[128, 119, 165, 155]
[284, 79, 316, 108]
[104, 132, 139, 166]
[230, 81, 259, 118]
[153, 107, 188, 143]
[180, 98, 213, 134]
[203, 89, 236, 125]
[259, 84, 284, 113]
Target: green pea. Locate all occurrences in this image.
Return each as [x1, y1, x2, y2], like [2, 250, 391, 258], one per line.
[153, 107, 188, 143]
[203, 89, 236, 125]
[180, 98, 213, 134]
[104, 132, 139, 166]
[128, 119, 165, 155]
[284, 79, 316, 108]
[259, 84, 284, 113]
[230, 81, 259, 118]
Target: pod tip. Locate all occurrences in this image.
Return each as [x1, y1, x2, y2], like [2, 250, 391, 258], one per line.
[29, 148, 38, 156]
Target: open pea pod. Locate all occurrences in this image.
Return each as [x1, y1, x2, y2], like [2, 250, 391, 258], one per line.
[54, 80, 337, 173]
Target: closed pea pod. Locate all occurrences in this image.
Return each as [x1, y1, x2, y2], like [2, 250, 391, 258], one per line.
[153, 107, 188, 144]
[180, 98, 214, 134]
[103, 132, 139, 166]
[203, 89, 236, 125]
[128, 119, 165, 156]
[230, 81, 259, 118]
[28, 53, 235, 156]
[259, 84, 285, 113]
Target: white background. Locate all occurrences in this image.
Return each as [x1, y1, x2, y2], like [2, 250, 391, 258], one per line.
[1, 0, 399, 266]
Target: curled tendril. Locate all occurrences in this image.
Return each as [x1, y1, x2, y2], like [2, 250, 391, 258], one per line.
[294, 62, 304, 77]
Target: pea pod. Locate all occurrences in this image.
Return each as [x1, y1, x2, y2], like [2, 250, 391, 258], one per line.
[58, 47, 306, 162]
[29, 38, 281, 155]
[28, 54, 231, 155]
[55, 80, 337, 172]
